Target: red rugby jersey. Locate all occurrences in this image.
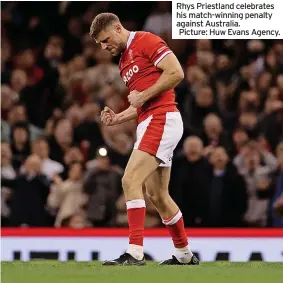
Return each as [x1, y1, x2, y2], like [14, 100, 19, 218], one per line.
[119, 31, 178, 123]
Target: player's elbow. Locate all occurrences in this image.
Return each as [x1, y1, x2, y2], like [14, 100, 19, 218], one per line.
[174, 68, 184, 83]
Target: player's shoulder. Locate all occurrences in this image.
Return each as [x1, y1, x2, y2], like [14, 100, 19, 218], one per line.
[134, 32, 167, 52]
[136, 31, 163, 42]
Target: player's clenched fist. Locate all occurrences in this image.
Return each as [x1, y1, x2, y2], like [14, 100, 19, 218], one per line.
[100, 106, 118, 126]
[128, 90, 144, 108]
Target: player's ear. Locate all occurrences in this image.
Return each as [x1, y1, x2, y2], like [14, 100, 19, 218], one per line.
[114, 23, 122, 34]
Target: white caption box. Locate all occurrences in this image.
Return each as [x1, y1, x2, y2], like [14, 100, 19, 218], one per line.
[172, 0, 283, 39]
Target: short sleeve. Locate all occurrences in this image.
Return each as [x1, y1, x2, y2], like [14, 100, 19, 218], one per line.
[142, 33, 173, 66]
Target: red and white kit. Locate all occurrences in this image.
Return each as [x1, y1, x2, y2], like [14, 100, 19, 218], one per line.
[119, 31, 183, 166]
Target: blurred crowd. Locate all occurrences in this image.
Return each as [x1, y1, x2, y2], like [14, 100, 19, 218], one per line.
[1, 2, 283, 228]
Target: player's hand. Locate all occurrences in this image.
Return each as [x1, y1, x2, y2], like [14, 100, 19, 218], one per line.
[100, 106, 118, 126]
[128, 90, 144, 108]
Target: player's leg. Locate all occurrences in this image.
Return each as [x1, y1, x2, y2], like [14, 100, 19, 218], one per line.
[122, 149, 160, 259]
[119, 112, 170, 263]
[145, 111, 198, 265]
[103, 149, 160, 266]
[145, 167, 178, 218]
[145, 167, 198, 265]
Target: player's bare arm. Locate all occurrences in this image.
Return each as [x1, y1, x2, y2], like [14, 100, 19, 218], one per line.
[143, 53, 184, 100]
[101, 105, 137, 126]
[117, 105, 137, 124]
[128, 53, 184, 107]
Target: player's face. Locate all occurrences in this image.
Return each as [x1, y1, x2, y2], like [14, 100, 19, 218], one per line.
[96, 25, 124, 56]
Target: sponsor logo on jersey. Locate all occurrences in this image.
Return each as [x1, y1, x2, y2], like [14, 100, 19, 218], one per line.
[123, 65, 139, 84]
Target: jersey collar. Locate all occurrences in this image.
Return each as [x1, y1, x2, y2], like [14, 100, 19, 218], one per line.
[126, 31, 136, 49]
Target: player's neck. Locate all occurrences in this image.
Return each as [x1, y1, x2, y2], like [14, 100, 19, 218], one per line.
[122, 30, 131, 50]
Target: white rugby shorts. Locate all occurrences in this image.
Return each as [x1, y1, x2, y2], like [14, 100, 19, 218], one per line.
[134, 112, 183, 167]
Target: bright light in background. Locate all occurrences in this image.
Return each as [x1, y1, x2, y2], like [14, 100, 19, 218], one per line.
[98, 147, 107, 157]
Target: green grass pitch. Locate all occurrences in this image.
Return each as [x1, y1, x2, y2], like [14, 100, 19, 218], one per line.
[2, 261, 283, 283]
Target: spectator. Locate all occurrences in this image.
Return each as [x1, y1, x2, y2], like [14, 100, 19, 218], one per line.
[1, 39, 12, 84]
[238, 111, 260, 139]
[48, 118, 73, 165]
[10, 121, 31, 171]
[196, 50, 215, 75]
[1, 103, 43, 143]
[238, 90, 261, 113]
[1, 85, 18, 120]
[170, 136, 211, 227]
[84, 150, 122, 226]
[38, 35, 64, 71]
[47, 162, 87, 227]
[201, 113, 231, 155]
[271, 142, 283, 226]
[183, 85, 219, 135]
[206, 147, 248, 227]
[19, 64, 63, 129]
[260, 86, 283, 152]
[63, 17, 83, 61]
[234, 141, 277, 226]
[10, 69, 28, 93]
[101, 121, 135, 169]
[53, 146, 85, 180]
[31, 137, 64, 179]
[214, 53, 235, 86]
[73, 102, 104, 160]
[186, 39, 212, 69]
[13, 48, 43, 86]
[1, 142, 16, 225]
[231, 128, 249, 157]
[81, 33, 97, 67]
[1, 155, 50, 227]
[143, 2, 171, 36]
[256, 71, 273, 104]
[107, 133, 133, 169]
[84, 49, 126, 100]
[43, 108, 64, 138]
[65, 104, 85, 129]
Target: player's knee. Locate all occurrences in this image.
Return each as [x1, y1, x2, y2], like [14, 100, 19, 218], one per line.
[122, 174, 132, 191]
[146, 191, 167, 206]
[146, 191, 155, 204]
[122, 171, 144, 192]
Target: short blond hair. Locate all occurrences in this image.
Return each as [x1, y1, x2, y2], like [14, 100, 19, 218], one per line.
[89, 13, 120, 39]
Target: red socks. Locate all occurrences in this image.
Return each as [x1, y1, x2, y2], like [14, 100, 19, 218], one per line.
[126, 199, 146, 246]
[162, 210, 188, 248]
[126, 201, 188, 251]
[126, 201, 191, 262]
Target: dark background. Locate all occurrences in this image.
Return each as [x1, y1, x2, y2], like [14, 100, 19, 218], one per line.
[1, 1, 283, 229]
